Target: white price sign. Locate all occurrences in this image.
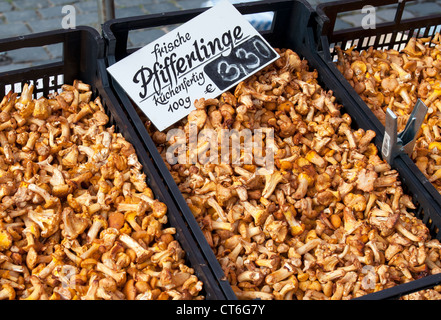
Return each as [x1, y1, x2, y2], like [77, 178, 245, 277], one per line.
[107, 0, 279, 131]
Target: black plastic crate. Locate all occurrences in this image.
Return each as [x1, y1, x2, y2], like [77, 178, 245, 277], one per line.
[103, 0, 441, 299]
[0, 26, 225, 300]
[311, 0, 441, 299]
[312, 0, 441, 212]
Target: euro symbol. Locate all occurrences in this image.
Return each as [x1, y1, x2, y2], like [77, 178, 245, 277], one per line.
[205, 84, 215, 94]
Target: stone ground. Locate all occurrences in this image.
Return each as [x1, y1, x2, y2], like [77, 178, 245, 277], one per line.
[0, 0, 439, 71]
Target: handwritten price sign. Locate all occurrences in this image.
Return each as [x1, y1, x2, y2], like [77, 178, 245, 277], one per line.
[107, 0, 279, 131]
[204, 35, 277, 90]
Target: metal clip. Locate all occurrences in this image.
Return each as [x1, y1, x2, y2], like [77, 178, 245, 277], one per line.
[381, 98, 428, 164]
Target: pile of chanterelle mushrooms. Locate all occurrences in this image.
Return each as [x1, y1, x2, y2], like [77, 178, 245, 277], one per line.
[0, 80, 203, 300]
[149, 48, 441, 300]
[335, 32, 441, 194]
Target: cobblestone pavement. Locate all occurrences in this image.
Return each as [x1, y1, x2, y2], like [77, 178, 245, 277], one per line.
[0, 0, 439, 71]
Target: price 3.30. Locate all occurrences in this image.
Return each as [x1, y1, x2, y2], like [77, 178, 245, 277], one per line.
[204, 35, 277, 91]
[216, 38, 274, 82]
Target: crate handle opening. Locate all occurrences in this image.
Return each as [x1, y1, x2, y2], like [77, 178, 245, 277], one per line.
[0, 43, 64, 77]
[317, 0, 415, 38]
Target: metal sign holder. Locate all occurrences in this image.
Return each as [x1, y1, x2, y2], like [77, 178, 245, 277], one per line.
[381, 98, 428, 164]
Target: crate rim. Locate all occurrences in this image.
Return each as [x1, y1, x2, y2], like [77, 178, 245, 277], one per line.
[0, 25, 104, 56]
